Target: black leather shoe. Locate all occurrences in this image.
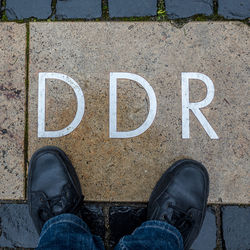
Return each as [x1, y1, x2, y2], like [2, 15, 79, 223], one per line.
[147, 159, 209, 250]
[28, 146, 84, 234]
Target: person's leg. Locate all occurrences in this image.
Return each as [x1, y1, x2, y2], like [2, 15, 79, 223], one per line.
[115, 159, 209, 250]
[37, 214, 104, 250]
[28, 146, 105, 250]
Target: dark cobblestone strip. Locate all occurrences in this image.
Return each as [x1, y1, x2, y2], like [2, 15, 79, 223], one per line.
[0, 0, 2, 19]
[109, 205, 218, 250]
[2, 202, 248, 249]
[1, 0, 249, 21]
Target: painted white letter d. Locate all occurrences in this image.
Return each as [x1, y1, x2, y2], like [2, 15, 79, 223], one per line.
[38, 73, 85, 138]
[109, 72, 157, 138]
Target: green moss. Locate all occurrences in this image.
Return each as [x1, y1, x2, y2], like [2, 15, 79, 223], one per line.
[2, 13, 8, 21]
[157, 0, 167, 21]
[209, 13, 226, 21]
[157, 0, 165, 12]
[193, 15, 208, 21]
[102, 0, 109, 20]
[1, 0, 7, 21]
[115, 16, 155, 21]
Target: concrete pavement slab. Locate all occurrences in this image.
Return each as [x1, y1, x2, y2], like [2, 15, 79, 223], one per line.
[29, 22, 249, 203]
[0, 23, 26, 200]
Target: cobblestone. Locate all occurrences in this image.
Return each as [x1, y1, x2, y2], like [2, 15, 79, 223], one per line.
[0, 203, 105, 248]
[0, 204, 39, 248]
[218, 0, 250, 20]
[191, 207, 217, 250]
[108, 0, 157, 18]
[6, 0, 51, 20]
[109, 206, 147, 247]
[165, 0, 213, 19]
[0, 2, 2, 19]
[222, 206, 250, 250]
[56, 0, 102, 20]
[79, 203, 105, 240]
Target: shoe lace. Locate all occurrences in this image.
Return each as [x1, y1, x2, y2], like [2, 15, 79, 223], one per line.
[163, 203, 194, 235]
[38, 194, 83, 222]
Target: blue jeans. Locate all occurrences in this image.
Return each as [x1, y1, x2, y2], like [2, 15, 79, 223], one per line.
[37, 214, 184, 250]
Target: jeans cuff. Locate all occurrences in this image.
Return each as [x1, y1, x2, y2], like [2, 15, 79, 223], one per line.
[40, 213, 90, 239]
[138, 220, 183, 242]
